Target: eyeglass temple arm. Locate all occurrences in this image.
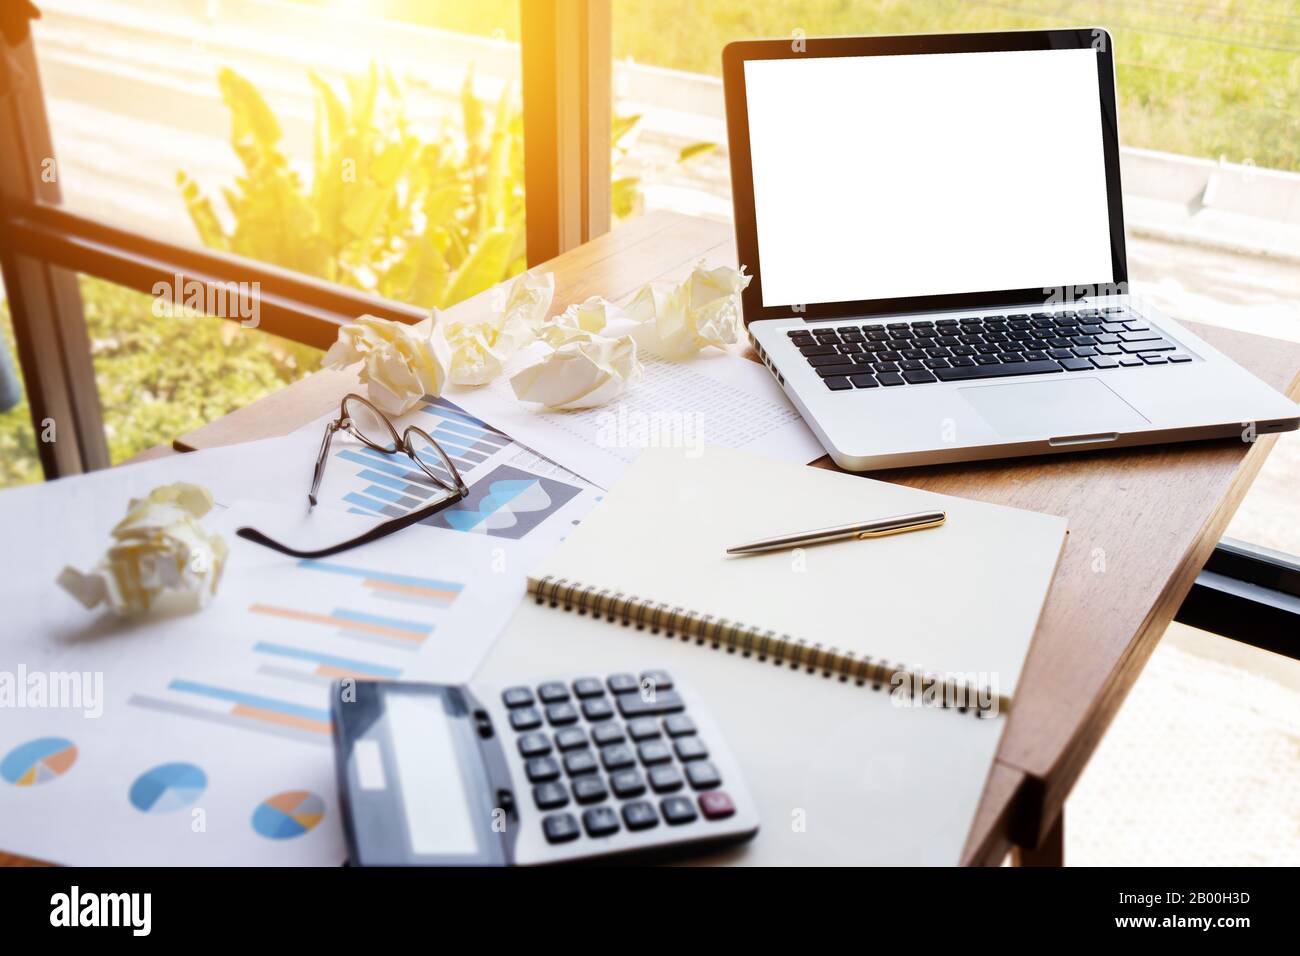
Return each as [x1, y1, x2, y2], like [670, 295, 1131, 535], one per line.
[236, 485, 467, 560]
[309, 422, 340, 508]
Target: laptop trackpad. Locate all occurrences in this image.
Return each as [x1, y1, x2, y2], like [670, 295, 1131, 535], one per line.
[959, 377, 1149, 439]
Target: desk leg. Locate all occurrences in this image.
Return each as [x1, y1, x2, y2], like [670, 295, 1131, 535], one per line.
[1012, 812, 1064, 867]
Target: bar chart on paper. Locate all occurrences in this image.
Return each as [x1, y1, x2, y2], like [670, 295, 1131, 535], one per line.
[335, 397, 513, 517]
[130, 679, 334, 746]
[126, 557, 465, 744]
[247, 558, 462, 651]
[326, 398, 585, 540]
[251, 642, 403, 687]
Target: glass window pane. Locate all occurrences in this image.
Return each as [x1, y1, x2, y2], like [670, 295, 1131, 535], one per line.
[0, 274, 43, 489]
[611, 2, 1300, 558]
[75, 274, 320, 465]
[32, 0, 525, 310]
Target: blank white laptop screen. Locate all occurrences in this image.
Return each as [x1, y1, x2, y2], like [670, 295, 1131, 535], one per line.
[743, 48, 1115, 308]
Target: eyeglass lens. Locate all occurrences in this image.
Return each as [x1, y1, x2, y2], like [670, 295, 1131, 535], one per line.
[342, 396, 400, 453]
[405, 428, 459, 488]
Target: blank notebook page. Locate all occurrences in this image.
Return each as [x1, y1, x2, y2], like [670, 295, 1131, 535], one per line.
[530, 446, 1066, 699]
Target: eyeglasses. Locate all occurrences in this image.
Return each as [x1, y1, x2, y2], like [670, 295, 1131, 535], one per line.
[236, 393, 469, 558]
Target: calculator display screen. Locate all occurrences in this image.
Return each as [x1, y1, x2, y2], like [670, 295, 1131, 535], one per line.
[385, 691, 483, 857]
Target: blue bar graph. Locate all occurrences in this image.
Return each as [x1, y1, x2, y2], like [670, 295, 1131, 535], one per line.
[329, 397, 509, 517]
[167, 680, 330, 722]
[252, 642, 403, 684]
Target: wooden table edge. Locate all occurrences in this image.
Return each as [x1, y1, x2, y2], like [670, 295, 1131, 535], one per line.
[965, 330, 1300, 860]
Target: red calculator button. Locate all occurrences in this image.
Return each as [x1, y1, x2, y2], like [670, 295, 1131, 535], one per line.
[698, 791, 735, 820]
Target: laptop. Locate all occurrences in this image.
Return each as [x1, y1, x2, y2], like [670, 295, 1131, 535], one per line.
[722, 28, 1299, 470]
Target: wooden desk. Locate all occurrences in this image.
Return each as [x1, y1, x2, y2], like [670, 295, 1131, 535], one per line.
[8, 211, 1296, 866]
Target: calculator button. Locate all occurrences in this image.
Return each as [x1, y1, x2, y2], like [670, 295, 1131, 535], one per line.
[563, 750, 598, 776]
[663, 714, 696, 737]
[509, 707, 542, 731]
[637, 740, 673, 766]
[502, 686, 534, 708]
[525, 756, 561, 783]
[648, 765, 683, 793]
[543, 812, 580, 844]
[614, 689, 686, 718]
[607, 673, 638, 693]
[698, 791, 735, 820]
[621, 800, 659, 831]
[573, 775, 609, 805]
[582, 806, 620, 837]
[538, 682, 570, 703]
[610, 769, 646, 798]
[545, 702, 579, 726]
[627, 717, 661, 741]
[600, 744, 636, 771]
[639, 670, 673, 691]
[660, 796, 698, 825]
[581, 697, 615, 722]
[674, 737, 708, 761]
[517, 732, 552, 758]
[554, 727, 588, 751]
[572, 677, 604, 698]
[685, 761, 722, 791]
[533, 782, 569, 810]
[590, 723, 625, 746]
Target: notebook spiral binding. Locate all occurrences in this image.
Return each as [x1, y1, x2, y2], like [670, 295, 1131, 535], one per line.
[530, 575, 997, 717]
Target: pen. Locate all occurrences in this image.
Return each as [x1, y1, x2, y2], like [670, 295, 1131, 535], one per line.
[725, 510, 946, 555]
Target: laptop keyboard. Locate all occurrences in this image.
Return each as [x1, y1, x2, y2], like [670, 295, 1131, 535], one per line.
[787, 308, 1193, 391]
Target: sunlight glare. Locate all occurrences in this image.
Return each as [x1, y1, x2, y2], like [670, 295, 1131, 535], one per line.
[331, 0, 371, 16]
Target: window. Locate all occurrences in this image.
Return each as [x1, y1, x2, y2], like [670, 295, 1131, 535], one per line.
[77, 273, 321, 465]
[33, 0, 526, 307]
[611, 0, 1299, 213]
[0, 274, 42, 488]
[6, 0, 531, 479]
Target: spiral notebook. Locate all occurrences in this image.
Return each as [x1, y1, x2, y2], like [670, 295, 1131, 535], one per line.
[526, 445, 1067, 712]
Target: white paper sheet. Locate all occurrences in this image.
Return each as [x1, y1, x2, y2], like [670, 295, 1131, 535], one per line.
[448, 349, 824, 489]
[0, 427, 597, 864]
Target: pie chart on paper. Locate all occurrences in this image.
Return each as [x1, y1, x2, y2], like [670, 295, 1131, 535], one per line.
[0, 737, 78, 786]
[251, 790, 325, 839]
[128, 762, 207, 814]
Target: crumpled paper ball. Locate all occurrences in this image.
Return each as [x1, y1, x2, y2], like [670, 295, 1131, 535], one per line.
[442, 316, 514, 387]
[626, 262, 752, 358]
[57, 483, 229, 617]
[538, 296, 627, 347]
[509, 296, 644, 409]
[495, 270, 556, 343]
[509, 334, 643, 410]
[322, 313, 449, 415]
[443, 272, 556, 386]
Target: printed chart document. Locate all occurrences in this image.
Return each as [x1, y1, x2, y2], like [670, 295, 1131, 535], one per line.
[287, 394, 603, 536]
[0, 503, 546, 865]
[448, 349, 824, 489]
[0, 428, 594, 863]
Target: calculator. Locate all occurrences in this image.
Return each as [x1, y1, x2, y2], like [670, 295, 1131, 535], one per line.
[331, 672, 759, 865]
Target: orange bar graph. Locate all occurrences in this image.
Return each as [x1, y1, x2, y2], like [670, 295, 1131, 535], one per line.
[231, 704, 332, 736]
[249, 603, 426, 643]
[363, 578, 460, 604]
